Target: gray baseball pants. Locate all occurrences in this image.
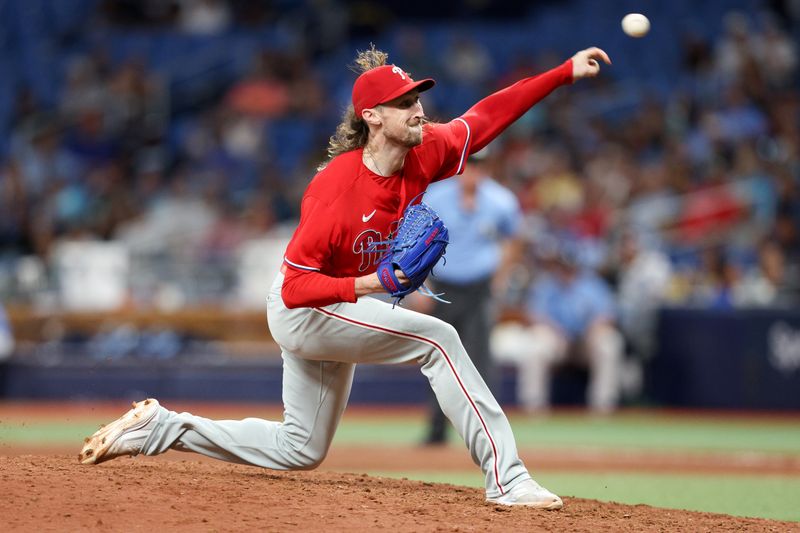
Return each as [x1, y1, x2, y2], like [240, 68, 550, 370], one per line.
[141, 271, 531, 498]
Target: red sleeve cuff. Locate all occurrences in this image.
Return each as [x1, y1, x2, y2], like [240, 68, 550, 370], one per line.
[562, 58, 575, 84]
[281, 267, 358, 309]
[339, 276, 357, 304]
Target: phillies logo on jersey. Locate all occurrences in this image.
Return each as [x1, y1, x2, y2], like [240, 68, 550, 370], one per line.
[353, 229, 383, 272]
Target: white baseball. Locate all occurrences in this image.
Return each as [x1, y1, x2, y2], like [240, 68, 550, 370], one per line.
[621, 13, 650, 38]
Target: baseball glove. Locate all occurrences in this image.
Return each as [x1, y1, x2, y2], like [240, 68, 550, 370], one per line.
[370, 201, 449, 305]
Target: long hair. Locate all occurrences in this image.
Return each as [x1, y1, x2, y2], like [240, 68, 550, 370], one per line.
[317, 45, 390, 171]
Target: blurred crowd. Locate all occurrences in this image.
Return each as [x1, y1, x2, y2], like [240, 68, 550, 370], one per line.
[0, 0, 798, 324]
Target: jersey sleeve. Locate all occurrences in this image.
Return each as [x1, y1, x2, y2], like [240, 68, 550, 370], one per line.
[281, 267, 356, 309]
[420, 119, 472, 182]
[281, 195, 358, 308]
[283, 195, 334, 272]
[460, 60, 573, 154]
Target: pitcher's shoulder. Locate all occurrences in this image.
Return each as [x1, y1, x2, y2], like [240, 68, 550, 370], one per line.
[306, 150, 365, 204]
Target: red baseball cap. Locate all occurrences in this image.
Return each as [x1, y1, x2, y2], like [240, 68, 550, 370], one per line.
[352, 64, 435, 116]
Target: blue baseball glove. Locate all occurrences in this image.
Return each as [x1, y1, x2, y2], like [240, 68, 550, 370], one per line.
[371, 201, 449, 305]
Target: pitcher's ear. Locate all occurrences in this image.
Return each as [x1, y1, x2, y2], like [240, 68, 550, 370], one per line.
[361, 108, 382, 127]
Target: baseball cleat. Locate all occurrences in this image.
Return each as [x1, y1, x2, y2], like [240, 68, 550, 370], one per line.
[79, 398, 160, 465]
[487, 479, 564, 509]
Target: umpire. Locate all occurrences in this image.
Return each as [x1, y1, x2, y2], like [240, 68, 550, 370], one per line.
[422, 147, 523, 445]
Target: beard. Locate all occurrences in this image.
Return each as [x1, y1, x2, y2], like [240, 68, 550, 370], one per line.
[385, 121, 423, 148]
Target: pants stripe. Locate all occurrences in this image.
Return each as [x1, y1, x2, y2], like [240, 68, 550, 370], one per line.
[313, 306, 504, 495]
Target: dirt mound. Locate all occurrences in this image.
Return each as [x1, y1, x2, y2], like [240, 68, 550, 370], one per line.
[2, 455, 797, 532]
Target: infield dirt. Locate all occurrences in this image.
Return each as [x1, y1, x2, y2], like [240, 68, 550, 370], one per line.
[2, 454, 798, 532]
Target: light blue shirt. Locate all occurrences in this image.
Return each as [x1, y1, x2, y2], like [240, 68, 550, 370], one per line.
[0, 305, 10, 333]
[527, 271, 617, 340]
[424, 177, 521, 284]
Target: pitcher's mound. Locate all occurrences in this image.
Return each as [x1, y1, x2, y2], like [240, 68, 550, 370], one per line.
[1, 455, 795, 532]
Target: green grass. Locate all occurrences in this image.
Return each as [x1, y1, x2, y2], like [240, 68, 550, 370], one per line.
[3, 411, 799, 455]
[0, 422, 102, 444]
[330, 413, 800, 455]
[363, 470, 800, 523]
[506, 414, 800, 454]
[336, 413, 800, 522]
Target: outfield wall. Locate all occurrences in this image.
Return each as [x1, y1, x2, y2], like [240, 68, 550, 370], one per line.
[649, 308, 800, 410]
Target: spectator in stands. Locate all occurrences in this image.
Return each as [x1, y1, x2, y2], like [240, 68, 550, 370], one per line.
[689, 245, 740, 309]
[63, 106, 120, 172]
[394, 27, 440, 86]
[0, 0, 796, 324]
[176, 0, 231, 35]
[11, 117, 80, 203]
[0, 302, 12, 396]
[115, 170, 217, 259]
[733, 239, 797, 307]
[225, 51, 291, 118]
[492, 239, 624, 413]
[749, 13, 797, 90]
[613, 227, 673, 361]
[774, 181, 800, 280]
[60, 55, 112, 128]
[0, 302, 13, 362]
[443, 35, 493, 87]
[420, 147, 523, 444]
[0, 162, 28, 254]
[714, 11, 756, 84]
[106, 58, 168, 144]
[617, 158, 677, 237]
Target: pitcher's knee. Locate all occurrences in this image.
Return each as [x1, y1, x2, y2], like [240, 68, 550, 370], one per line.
[276, 430, 329, 470]
[436, 322, 461, 348]
[281, 444, 327, 470]
[423, 323, 463, 360]
[291, 450, 326, 470]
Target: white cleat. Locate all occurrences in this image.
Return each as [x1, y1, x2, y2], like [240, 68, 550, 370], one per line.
[79, 398, 160, 465]
[487, 479, 564, 509]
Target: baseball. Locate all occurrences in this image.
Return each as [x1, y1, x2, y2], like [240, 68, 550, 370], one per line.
[621, 13, 650, 38]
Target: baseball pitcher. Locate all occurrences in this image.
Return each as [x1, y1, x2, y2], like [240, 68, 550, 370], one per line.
[80, 44, 611, 508]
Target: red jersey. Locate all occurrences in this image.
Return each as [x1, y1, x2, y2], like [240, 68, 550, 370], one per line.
[285, 121, 469, 273]
[281, 59, 574, 308]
